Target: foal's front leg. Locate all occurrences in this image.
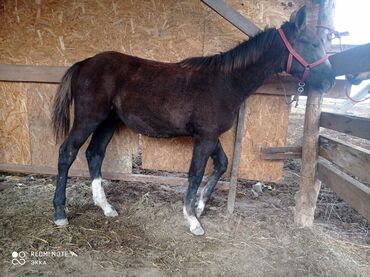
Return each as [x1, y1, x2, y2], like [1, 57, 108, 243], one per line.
[184, 136, 218, 236]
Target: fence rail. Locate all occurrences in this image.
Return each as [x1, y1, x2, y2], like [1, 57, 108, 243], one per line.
[318, 112, 370, 220]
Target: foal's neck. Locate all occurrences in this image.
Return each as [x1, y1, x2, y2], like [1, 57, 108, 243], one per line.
[229, 28, 286, 97]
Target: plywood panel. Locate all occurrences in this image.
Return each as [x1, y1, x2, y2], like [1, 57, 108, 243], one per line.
[1, 0, 299, 181]
[102, 129, 139, 174]
[0, 82, 31, 165]
[0, 0, 205, 65]
[142, 126, 235, 176]
[25, 84, 59, 168]
[238, 95, 290, 182]
[26, 83, 138, 174]
[225, 0, 305, 29]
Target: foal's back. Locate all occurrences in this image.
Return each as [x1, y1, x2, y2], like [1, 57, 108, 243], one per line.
[75, 51, 235, 138]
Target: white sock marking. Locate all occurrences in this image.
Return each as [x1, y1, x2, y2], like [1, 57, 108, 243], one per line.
[196, 200, 205, 218]
[183, 206, 204, 236]
[92, 178, 118, 217]
[196, 187, 206, 217]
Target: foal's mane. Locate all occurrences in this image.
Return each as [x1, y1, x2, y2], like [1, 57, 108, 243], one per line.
[180, 26, 281, 73]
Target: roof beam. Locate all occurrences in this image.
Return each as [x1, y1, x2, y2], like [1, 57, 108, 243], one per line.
[201, 0, 261, 36]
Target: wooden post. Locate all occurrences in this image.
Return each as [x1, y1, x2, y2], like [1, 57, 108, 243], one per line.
[294, 91, 323, 226]
[227, 102, 246, 213]
[200, 0, 262, 214]
[294, 0, 335, 227]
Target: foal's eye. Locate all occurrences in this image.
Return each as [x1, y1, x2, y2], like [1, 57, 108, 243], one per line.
[312, 42, 320, 48]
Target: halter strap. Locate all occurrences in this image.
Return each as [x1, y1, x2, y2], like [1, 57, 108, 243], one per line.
[277, 28, 328, 82]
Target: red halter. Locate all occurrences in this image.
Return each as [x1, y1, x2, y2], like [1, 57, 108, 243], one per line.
[277, 28, 329, 82]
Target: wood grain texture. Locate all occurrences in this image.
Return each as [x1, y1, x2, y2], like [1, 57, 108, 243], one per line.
[260, 146, 302, 160]
[142, 126, 236, 176]
[0, 0, 301, 182]
[26, 83, 137, 174]
[294, 0, 333, 228]
[319, 135, 370, 184]
[0, 0, 205, 65]
[0, 163, 229, 190]
[228, 101, 246, 213]
[318, 159, 370, 220]
[320, 112, 370, 140]
[0, 64, 67, 83]
[238, 95, 290, 182]
[0, 82, 31, 165]
[202, 0, 260, 36]
[0, 64, 299, 96]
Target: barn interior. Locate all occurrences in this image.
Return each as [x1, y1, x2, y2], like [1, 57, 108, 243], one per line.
[0, 0, 369, 276]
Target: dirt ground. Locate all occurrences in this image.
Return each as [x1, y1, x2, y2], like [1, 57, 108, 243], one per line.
[0, 114, 369, 277]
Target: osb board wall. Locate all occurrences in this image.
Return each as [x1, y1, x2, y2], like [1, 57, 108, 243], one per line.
[142, 126, 236, 175]
[0, 0, 206, 174]
[239, 95, 290, 182]
[25, 84, 137, 173]
[0, 0, 205, 64]
[142, 0, 303, 181]
[0, 82, 31, 165]
[0, 0, 303, 181]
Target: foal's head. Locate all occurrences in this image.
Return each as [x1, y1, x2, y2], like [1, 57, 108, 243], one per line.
[280, 6, 335, 92]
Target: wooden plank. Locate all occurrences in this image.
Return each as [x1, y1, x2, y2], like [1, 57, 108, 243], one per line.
[142, 127, 235, 176]
[319, 135, 370, 184]
[0, 64, 67, 83]
[238, 95, 290, 182]
[0, 163, 230, 191]
[329, 43, 370, 77]
[260, 146, 302, 160]
[201, 0, 260, 37]
[227, 101, 246, 214]
[0, 66, 349, 100]
[0, 82, 32, 165]
[294, 0, 334, 227]
[320, 112, 370, 140]
[318, 159, 370, 220]
[295, 88, 323, 226]
[0, 64, 297, 96]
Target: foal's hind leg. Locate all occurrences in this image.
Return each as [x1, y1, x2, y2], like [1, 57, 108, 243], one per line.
[184, 135, 218, 235]
[86, 115, 118, 217]
[54, 123, 100, 225]
[196, 140, 228, 217]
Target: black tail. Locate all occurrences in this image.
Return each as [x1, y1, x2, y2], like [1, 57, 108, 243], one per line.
[52, 61, 82, 141]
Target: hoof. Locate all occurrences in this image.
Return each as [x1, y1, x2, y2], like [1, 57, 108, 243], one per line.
[190, 225, 205, 236]
[104, 207, 118, 217]
[55, 218, 69, 226]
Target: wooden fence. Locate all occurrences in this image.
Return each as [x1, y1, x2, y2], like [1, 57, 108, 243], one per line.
[317, 112, 370, 219]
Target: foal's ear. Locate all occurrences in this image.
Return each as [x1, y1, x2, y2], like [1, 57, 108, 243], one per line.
[290, 6, 306, 32]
